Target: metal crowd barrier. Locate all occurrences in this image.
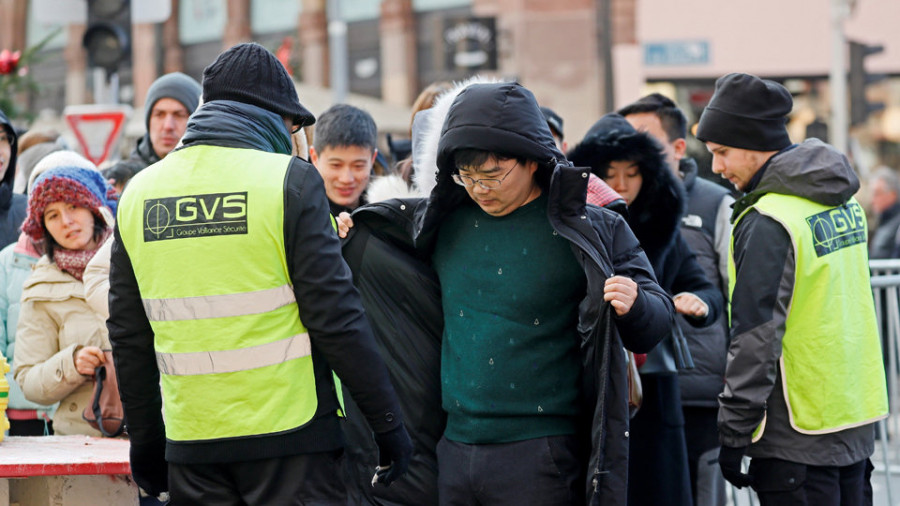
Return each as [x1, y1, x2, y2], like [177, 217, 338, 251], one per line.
[869, 258, 900, 505]
[727, 260, 900, 506]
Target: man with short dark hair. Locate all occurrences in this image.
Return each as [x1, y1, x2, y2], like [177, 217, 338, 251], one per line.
[619, 93, 733, 506]
[696, 72, 887, 505]
[310, 104, 378, 216]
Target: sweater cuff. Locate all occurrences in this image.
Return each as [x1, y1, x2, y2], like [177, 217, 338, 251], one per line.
[60, 343, 88, 385]
[719, 431, 753, 448]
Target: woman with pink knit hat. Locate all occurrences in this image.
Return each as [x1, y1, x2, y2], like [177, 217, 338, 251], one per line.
[12, 165, 117, 436]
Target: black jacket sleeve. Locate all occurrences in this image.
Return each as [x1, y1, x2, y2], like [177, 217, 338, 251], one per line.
[669, 233, 724, 328]
[283, 158, 404, 435]
[718, 209, 793, 447]
[108, 225, 165, 446]
[605, 213, 676, 354]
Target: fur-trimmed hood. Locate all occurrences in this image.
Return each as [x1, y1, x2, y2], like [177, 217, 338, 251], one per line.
[367, 76, 506, 202]
[365, 76, 564, 203]
[568, 113, 685, 263]
[415, 76, 516, 197]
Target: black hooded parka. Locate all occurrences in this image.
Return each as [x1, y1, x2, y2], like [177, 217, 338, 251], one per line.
[0, 110, 27, 248]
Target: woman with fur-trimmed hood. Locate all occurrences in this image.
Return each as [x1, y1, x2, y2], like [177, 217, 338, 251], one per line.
[569, 114, 723, 506]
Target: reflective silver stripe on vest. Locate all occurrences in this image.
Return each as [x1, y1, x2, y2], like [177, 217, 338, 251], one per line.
[143, 285, 295, 322]
[156, 332, 311, 376]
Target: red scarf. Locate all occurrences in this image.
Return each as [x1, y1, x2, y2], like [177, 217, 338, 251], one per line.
[52, 228, 111, 281]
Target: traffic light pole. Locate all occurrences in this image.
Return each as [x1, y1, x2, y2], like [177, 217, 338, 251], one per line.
[326, 0, 348, 104]
[91, 67, 119, 105]
[829, 0, 849, 155]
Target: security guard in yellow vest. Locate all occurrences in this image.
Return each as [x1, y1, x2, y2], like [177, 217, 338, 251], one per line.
[108, 43, 412, 505]
[695, 73, 887, 505]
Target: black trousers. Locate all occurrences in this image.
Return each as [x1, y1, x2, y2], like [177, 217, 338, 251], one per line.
[436, 435, 582, 506]
[168, 450, 346, 506]
[749, 457, 872, 506]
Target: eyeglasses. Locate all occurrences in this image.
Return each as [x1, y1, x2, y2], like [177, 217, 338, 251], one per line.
[452, 162, 518, 190]
[291, 123, 302, 134]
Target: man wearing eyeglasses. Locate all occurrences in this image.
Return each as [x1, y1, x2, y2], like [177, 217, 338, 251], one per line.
[340, 81, 674, 505]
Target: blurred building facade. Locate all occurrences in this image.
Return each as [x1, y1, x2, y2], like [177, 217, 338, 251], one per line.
[0, 0, 621, 142]
[625, 0, 900, 174]
[1, 0, 898, 168]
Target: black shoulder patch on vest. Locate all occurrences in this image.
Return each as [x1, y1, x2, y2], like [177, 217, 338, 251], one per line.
[143, 192, 248, 242]
[805, 202, 865, 257]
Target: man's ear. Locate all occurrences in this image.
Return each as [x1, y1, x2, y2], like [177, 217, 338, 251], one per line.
[673, 138, 687, 161]
[370, 148, 378, 165]
[309, 146, 320, 167]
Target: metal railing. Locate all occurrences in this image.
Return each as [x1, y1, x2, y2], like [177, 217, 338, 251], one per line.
[729, 260, 900, 506]
[868, 259, 900, 505]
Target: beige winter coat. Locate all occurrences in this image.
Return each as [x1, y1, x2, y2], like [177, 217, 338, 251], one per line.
[13, 257, 108, 436]
[83, 237, 112, 321]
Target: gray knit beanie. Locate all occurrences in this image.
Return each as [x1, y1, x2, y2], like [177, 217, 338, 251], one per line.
[144, 72, 202, 131]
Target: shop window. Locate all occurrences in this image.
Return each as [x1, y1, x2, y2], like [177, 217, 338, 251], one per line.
[180, 0, 226, 45]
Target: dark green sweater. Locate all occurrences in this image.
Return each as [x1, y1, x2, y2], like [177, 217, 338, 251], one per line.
[433, 195, 586, 443]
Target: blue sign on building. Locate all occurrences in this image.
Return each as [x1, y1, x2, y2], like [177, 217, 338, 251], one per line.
[644, 41, 710, 66]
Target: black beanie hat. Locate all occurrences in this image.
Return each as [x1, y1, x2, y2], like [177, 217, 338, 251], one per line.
[540, 106, 564, 140]
[202, 42, 315, 128]
[695, 73, 792, 151]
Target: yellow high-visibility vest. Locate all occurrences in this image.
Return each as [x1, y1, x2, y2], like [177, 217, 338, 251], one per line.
[730, 193, 887, 438]
[118, 145, 317, 442]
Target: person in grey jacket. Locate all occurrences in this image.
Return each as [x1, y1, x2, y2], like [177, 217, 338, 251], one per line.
[619, 94, 733, 506]
[697, 73, 887, 505]
[0, 110, 27, 248]
[867, 166, 900, 259]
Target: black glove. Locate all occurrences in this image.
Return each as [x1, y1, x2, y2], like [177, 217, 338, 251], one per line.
[718, 445, 753, 489]
[372, 424, 414, 487]
[130, 439, 168, 497]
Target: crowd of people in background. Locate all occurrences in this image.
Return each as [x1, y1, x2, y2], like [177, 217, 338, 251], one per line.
[0, 42, 891, 506]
